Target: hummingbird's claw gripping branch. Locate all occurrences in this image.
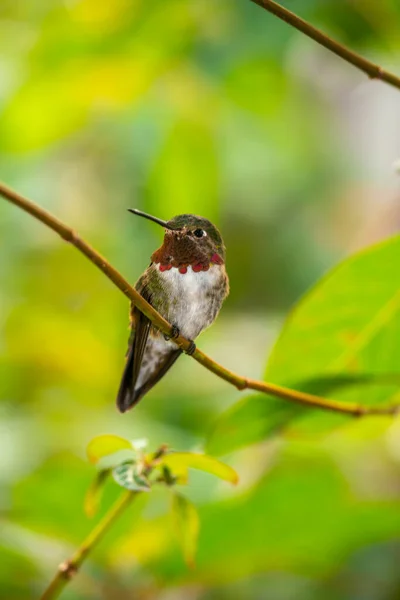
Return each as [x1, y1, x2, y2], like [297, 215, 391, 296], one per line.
[185, 340, 197, 356]
[170, 324, 180, 339]
[164, 324, 180, 341]
[1, 181, 399, 418]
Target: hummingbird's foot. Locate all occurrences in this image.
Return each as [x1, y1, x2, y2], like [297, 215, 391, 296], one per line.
[185, 340, 196, 356]
[164, 324, 180, 341]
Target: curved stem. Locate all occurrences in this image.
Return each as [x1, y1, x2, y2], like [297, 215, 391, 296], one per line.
[0, 182, 398, 417]
[251, 0, 400, 91]
[40, 491, 136, 600]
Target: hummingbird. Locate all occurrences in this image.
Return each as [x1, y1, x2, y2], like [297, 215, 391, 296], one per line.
[116, 210, 229, 412]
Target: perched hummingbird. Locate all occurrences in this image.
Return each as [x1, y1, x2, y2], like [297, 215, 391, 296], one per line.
[116, 210, 229, 412]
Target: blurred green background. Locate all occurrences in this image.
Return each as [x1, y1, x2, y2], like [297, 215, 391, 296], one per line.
[2, 0, 400, 598]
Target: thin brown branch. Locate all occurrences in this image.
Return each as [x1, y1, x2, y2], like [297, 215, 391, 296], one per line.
[41, 491, 136, 600]
[251, 0, 400, 91]
[0, 181, 398, 417]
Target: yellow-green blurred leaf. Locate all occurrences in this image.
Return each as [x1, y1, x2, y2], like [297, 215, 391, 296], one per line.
[160, 452, 238, 485]
[87, 435, 132, 464]
[148, 117, 219, 222]
[171, 492, 200, 568]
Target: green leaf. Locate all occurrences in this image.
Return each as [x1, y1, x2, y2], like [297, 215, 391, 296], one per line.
[207, 394, 300, 456]
[171, 492, 200, 568]
[87, 435, 132, 464]
[207, 374, 400, 455]
[159, 452, 238, 485]
[112, 462, 151, 492]
[111, 443, 400, 584]
[266, 235, 400, 384]
[84, 470, 110, 518]
[208, 236, 400, 454]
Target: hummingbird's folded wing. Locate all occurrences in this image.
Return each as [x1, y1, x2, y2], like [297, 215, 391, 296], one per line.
[116, 272, 182, 412]
[130, 307, 151, 386]
[127, 342, 181, 407]
[116, 284, 152, 412]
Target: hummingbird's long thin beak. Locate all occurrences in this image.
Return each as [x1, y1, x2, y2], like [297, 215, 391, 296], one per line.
[128, 209, 176, 230]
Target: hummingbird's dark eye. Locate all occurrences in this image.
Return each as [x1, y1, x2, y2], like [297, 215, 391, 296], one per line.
[193, 228, 205, 238]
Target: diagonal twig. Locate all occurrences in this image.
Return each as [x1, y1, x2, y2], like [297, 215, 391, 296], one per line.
[251, 0, 400, 91]
[0, 181, 398, 417]
[39, 446, 167, 600]
[41, 491, 136, 600]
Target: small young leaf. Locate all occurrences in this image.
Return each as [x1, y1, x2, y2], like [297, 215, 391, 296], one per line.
[171, 492, 200, 568]
[160, 452, 238, 485]
[87, 435, 132, 464]
[113, 462, 151, 492]
[84, 470, 110, 518]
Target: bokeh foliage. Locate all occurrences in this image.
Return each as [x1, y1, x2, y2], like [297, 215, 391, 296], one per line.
[2, 0, 400, 599]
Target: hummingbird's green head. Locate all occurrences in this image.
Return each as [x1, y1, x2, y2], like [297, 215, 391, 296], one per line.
[167, 213, 225, 260]
[129, 209, 226, 267]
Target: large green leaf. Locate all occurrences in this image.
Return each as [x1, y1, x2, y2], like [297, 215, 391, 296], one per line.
[266, 235, 400, 384]
[208, 236, 400, 454]
[207, 374, 400, 455]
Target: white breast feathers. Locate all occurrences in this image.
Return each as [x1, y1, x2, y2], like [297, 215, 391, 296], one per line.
[158, 265, 225, 340]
